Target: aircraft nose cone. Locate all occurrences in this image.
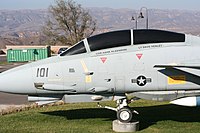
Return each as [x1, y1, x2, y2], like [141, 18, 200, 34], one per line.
[0, 64, 36, 94]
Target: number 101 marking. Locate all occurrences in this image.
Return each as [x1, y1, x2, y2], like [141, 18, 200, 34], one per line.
[36, 68, 49, 77]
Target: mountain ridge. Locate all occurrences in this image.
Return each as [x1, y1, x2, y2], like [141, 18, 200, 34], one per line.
[0, 8, 200, 48]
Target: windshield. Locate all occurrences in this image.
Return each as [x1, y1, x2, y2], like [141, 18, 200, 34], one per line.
[60, 41, 86, 56]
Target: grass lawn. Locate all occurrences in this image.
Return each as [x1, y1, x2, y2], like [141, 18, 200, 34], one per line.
[0, 100, 200, 133]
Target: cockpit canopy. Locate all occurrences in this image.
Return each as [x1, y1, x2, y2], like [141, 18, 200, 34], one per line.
[88, 30, 131, 51]
[60, 29, 185, 56]
[133, 29, 185, 45]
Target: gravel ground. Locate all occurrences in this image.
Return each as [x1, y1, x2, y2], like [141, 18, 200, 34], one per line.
[0, 105, 24, 111]
[0, 92, 27, 105]
[0, 92, 28, 113]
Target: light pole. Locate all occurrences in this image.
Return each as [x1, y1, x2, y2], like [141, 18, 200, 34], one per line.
[131, 15, 138, 29]
[138, 7, 149, 29]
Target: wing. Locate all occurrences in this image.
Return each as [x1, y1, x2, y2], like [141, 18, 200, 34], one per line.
[154, 64, 200, 69]
[154, 64, 200, 86]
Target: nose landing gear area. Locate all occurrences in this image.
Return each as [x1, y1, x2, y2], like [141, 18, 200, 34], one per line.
[117, 107, 133, 123]
[98, 98, 139, 123]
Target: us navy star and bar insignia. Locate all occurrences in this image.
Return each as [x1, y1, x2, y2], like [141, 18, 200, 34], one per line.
[131, 75, 152, 86]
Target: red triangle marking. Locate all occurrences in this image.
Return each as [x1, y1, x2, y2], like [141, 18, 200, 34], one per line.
[136, 53, 143, 60]
[100, 57, 107, 63]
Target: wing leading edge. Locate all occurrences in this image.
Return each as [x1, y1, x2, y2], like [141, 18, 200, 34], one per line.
[154, 64, 200, 69]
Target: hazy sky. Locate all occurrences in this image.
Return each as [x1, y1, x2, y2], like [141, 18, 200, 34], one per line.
[0, 0, 200, 10]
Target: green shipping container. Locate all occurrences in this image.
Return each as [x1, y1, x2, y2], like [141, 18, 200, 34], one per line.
[7, 47, 51, 62]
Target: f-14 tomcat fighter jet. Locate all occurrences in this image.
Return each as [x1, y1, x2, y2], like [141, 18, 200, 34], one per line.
[1, 29, 200, 122]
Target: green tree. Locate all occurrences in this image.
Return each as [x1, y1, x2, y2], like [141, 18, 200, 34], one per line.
[43, 0, 96, 46]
